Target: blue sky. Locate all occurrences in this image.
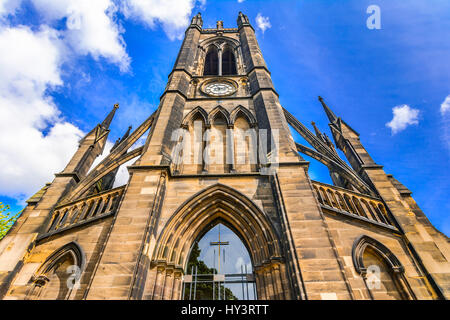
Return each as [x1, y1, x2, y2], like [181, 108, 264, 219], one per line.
[0, 0, 449, 235]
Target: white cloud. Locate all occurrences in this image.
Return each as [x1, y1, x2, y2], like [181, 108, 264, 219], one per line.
[386, 104, 420, 134]
[0, 25, 84, 200]
[255, 13, 271, 33]
[35, 0, 130, 71]
[441, 95, 450, 153]
[235, 257, 244, 272]
[0, 0, 21, 17]
[3, 0, 204, 66]
[2, 0, 130, 71]
[238, 0, 245, 3]
[0, 0, 205, 203]
[120, 0, 200, 40]
[113, 159, 133, 187]
[440, 95, 450, 115]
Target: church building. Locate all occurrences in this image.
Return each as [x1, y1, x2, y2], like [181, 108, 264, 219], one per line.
[0, 12, 449, 300]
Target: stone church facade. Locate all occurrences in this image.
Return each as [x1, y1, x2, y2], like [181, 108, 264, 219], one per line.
[0, 12, 449, 300]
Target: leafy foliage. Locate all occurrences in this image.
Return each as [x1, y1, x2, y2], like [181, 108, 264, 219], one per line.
[184, 242, 237, 300]
[0, 203, 22, 240]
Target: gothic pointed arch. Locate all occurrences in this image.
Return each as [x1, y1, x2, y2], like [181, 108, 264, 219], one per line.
[208, 105, 231, 126]
[152, 184, 284, 276]
[352, 236, 402, 274]
[28, 241, 85, 300]
[222, 45, 237, 75]
[203, 45, 219, 75]
[200, 35, 240, 49]
[200, 36, 241, 76]
[230, 105, 256, 127]
[151, 184, 292, 299]
[182, 106, 209, 128]
[352, 235, 415, 300]
[199, 35, 240, 52]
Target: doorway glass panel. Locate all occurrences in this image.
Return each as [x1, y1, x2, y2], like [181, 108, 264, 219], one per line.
[182, 223, 257, 300]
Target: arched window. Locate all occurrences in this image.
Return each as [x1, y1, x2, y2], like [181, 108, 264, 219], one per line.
[203, 45, 237, 76]
[204, 47, 219, 75]
[178, 107, 210, 174]
[153, 184, 288, 299]
[28, 242, 85, 300]
[233, 114, 257, 172]
[207, 112, 228, 173]
[222, 47, 237, 75]
[190, 114, 207, 174]
[180, 112, 207, 174]
[352, 236, 415, 300]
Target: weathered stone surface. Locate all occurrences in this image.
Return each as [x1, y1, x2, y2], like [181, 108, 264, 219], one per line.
[0, 12, 448, 301]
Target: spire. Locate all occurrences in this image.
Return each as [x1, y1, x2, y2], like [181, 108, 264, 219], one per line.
[237, 11, 251, 28]
[311, 121, 322, 138]
[318, 96, 361, 138]
[191, 12, 203, 28]
[121, 125, 132, 140]
[311, 122, 337, 155]
[62, 104, 117, 177]
[101, 103, 119, 130]
[77, 104, 117, 146]
[111, 125, 132, 152]
[318, 96, 338, 124]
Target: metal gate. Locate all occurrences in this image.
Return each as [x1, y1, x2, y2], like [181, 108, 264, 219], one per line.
[182, 265, 257, 300]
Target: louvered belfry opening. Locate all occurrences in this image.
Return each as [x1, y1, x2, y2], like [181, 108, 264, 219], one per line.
[221, 48, 237, 75]
[204, 47, 219, 75]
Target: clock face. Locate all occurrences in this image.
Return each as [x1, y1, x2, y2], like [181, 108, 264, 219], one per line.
[203, 82, 235, 97]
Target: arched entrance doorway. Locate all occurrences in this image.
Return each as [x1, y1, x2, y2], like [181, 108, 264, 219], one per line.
[182, 222, 256, 300]
[152, 184, 291, 300]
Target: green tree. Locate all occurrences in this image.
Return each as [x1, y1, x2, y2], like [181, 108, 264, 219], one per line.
[0, 203, 22, 240]
[184, 242, 237, 300]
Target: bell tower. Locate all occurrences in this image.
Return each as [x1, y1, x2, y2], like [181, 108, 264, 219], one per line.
[0, 12, 449, 300]
[83, 11, 311, 300]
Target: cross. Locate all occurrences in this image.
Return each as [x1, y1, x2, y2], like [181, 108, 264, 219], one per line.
[210, 224, 229, 274]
